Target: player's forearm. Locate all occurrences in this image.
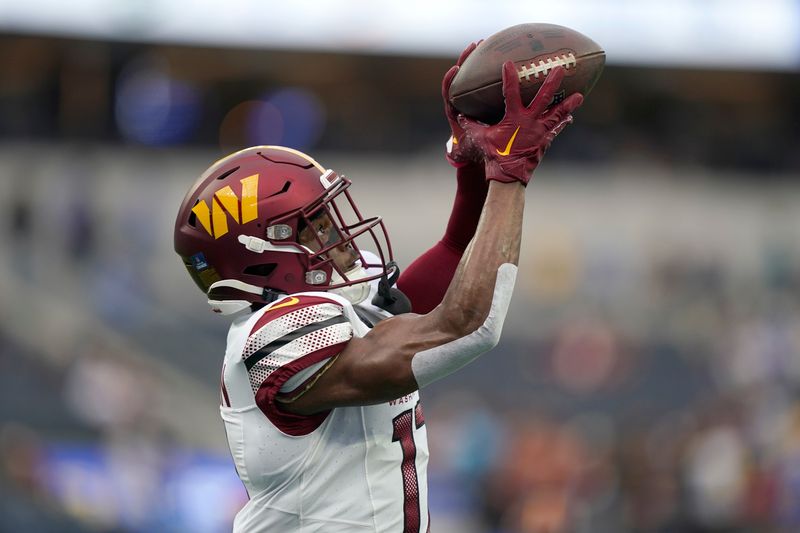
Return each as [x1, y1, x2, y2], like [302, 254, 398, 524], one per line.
[437, 179, 523, 333]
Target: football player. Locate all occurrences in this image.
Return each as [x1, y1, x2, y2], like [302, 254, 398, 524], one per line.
[173, 46, 582, 532]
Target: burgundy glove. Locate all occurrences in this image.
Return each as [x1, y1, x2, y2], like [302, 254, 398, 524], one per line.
[457, 61, 584, 185]
[443, 41, 482, 167]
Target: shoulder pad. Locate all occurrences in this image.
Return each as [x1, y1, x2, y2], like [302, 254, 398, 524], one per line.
[249, 293, 345, 335]
[243, 293, 351, 373]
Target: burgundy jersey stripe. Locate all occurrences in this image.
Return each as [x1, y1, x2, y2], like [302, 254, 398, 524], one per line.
[392, 409, 421, 532]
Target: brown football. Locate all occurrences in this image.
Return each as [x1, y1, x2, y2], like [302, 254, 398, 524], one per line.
[449, 23, 605, 124]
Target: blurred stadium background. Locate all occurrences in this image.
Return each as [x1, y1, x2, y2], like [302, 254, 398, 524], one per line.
[1, 1, 800, 532]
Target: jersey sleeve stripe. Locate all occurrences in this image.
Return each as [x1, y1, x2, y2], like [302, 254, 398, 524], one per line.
[220, 362, 231, 407]
[244, 315, 349, 370]
[279, 358, 332, 395]
[275, 355, 339, 403]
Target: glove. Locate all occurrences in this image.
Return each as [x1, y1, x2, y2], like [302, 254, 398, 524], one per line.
[457, 61, 584, 185]
[443, 41, 482, 167]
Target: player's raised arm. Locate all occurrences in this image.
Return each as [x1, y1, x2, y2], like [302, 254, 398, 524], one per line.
[285, 63, 583, 415]
[397, 41, 489, 314]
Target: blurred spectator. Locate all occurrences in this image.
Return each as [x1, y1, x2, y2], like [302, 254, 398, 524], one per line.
[483, 415, 586, 533]
[0, 424, 92, 533]
[63, 345, 160, 432]
[683, 418, 749, 530]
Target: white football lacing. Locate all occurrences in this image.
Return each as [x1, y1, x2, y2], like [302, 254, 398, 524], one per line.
[517, 53, 577, 81]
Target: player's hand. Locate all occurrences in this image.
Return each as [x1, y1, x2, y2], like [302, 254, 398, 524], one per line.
[443, 41, 482, 167]
[457, 61, 584, 185]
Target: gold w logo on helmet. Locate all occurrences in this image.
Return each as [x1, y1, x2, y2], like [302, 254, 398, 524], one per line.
[191, 174, 259, 239]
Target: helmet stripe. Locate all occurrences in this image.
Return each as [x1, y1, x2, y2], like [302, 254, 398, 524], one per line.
[240, 174, 259, 223]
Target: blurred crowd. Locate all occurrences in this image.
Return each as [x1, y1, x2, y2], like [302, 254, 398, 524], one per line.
[0, 331, 245, 533]
[2, 36, 800, 175]
[426, 274, 800, 533]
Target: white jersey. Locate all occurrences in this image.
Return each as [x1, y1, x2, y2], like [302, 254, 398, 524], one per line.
[219, 281, 429, 532]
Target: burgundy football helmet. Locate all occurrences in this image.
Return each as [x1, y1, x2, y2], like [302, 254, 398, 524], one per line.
[174, 146, 394, 314]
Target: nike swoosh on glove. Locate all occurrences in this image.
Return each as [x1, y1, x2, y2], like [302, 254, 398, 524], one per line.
[457, 61, 584, 185]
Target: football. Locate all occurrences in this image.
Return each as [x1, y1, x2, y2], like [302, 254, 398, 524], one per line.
[449, 23, 605, 124]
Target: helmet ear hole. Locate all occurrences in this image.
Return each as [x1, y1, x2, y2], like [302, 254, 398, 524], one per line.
[243, 263, 278, 278]
[266, 181, 292, 198]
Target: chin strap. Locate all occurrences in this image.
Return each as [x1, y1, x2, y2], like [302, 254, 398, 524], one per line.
[371, 261, 412, 315]
[330, 265, 371, 305]
[207, 279, 284, 315]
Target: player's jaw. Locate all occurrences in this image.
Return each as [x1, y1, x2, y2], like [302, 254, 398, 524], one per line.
[328, 243, 359, 274]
